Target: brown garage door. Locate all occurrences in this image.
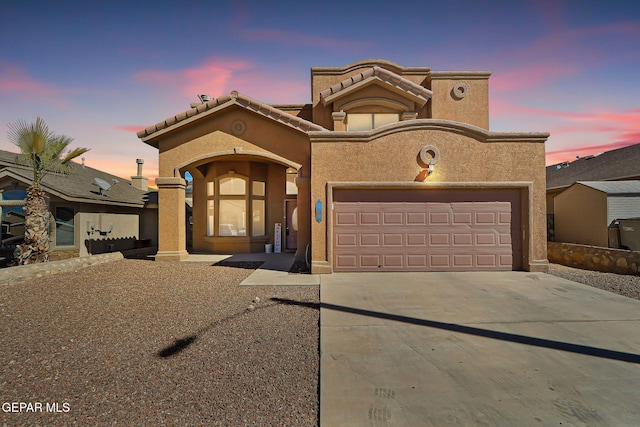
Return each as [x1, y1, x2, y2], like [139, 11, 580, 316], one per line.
[333, 200, 515, 272]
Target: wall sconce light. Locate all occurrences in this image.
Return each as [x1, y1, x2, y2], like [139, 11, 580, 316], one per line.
[415, 145, 440, 181]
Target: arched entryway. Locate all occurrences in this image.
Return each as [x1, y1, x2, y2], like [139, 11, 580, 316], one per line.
[180, 152, 310, 256]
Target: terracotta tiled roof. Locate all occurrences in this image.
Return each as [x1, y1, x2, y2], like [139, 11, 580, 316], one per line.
[546, 143, 640, 190]
[137, 91, 326, 142]
[319, 66, 433, 106]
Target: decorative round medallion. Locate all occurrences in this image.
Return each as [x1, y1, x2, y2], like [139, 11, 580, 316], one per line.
[231, 120, 246, 135]
[451, 82, 469, 100]
[419, 145, 440, 166]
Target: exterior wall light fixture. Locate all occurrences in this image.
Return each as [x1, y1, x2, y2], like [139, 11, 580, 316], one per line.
[415, 145, 440, 181]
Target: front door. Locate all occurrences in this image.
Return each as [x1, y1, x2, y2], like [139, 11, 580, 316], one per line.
[285, 200, 298, 251]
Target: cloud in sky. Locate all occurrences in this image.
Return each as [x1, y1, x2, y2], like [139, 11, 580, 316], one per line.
[133, 58, 309, 105]
[113, 125, 145, 134]
[135, 59, 254, 100]
[490, 63, 578, 92]
[512, 14, 640, 69]
[546, 139, 640, 165]
[534, 106, 639, 164]
[0, 65, 55, 95]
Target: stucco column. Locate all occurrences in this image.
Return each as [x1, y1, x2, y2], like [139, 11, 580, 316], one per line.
[155, 177, 188, 261]
[295, 176, 311, 260]
[332, 112, 346, 131]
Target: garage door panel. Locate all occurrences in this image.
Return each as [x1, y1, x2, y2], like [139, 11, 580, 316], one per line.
[383, 233, 403, 245]
[359, 255, 380, 268]
[335, 233, 357, 247]
[429, 233, 450, 245]
[407, 254, 427, 267]
[429, 212, 450, 225]
[499, 212, 511, 224]
[333, 199, 516, 272]
[407, 212, 427, 225]
[335, 254, 357, 269]
[360, 212, 381, 225]
[476, 233, 497, 245]
[335, 211, 358, 226]
[452, 254, 473, 268]
[360, 233, 381, 246]
[500, 254, 513, 267]
[383, 254, 404, 268]
[477, 254, 498, 267]
[428, 254, 450, 267]
[453, 233, 473, 246]
[407, 233, 427, 246]
[453, 212, 473, 224]
[383, 212, 403, 225]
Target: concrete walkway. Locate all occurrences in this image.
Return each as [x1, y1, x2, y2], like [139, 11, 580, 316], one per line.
[183, 252, 320, 286]
[320, 271, 640, 426]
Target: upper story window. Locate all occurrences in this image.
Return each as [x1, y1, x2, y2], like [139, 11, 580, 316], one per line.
[347, 113, 399, 131]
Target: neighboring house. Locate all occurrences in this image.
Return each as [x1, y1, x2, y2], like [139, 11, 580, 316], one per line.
[547, 144, 640, 216]
[554, 181, 640, 247]
[546, 143, 640, 241]
[138, 59, 549, 273]
[0, 150, 158, 258]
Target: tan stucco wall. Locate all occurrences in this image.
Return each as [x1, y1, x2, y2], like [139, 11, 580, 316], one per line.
[157, 108, 311, 178]
[554, 185, 608, 247]
[310, 121, 548, 272]
[155, 177, 188, 261]
[429, 75, 489, 129]
[546, 189, 564, 215]
[311, 62, 490, 131]
[77, 212, 139, 257]
[45, 200, 154, 258]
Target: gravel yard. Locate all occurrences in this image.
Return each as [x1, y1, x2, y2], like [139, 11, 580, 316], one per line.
[0, 259, 319, 426]
[2, 257, 639, 426]
[547, 263, 640, 301]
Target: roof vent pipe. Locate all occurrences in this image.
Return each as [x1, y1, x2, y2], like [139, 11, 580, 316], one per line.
[131, 159, 148, 191]
[136, 158, 144, 176]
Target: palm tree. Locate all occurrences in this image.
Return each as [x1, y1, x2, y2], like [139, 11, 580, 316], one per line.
[7, 117, 89, 265]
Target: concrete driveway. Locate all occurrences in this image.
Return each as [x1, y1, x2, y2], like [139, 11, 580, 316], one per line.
[320, 271, 640, 426]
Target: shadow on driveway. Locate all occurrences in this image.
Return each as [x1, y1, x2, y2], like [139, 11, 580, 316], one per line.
[271, 297, 640, 364]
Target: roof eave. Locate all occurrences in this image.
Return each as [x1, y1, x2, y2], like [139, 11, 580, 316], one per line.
[138, 92, 325, 144]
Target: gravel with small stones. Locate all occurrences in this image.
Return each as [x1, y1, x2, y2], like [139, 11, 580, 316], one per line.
[547, 263, 640, 301]
[0, 259, 319, 426]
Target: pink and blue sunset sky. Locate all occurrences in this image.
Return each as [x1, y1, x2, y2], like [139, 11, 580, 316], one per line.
[1, 0, 639, 185]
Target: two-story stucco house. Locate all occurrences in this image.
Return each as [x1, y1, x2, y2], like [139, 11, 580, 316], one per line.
[138, 59, 549, 273]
